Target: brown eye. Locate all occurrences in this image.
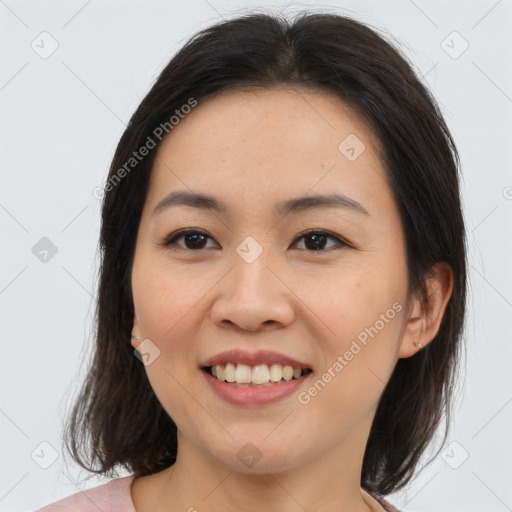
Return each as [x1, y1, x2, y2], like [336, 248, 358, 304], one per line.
[163, 230, 217, 250]
[292, 230, 348, 252]
[161, 229, 350, 253]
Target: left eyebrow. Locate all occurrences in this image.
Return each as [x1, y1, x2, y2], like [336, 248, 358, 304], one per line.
[276, 192, 371, 217]
[152, 190, 371, 218]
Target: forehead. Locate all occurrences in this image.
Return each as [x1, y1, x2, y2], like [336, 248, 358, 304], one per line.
[146, 87, 391, 219]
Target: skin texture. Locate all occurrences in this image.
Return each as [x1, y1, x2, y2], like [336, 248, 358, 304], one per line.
[129, 86, 453, 512]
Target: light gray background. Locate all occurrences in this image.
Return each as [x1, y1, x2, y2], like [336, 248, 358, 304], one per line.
[1, 1, 511, 511]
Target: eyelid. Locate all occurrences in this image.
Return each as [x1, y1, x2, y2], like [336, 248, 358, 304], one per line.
[161, 228, 352, 252]
[162, 229, 218, 250]
[291, 229, 351, 252]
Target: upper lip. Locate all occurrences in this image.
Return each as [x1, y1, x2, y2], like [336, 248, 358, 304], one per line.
[201, 349, 312, 370]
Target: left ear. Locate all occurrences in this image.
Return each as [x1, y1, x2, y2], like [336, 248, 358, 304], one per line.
[398, 262, 454, 358]
[131, 312, 142, 349]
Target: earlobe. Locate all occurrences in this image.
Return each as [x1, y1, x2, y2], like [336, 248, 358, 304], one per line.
[398, 262, 454, 359]
[131, 334, 142, 349]
[131, 312, 141, 349]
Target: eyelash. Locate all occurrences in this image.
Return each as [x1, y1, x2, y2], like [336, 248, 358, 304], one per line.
[160, 229, 351, 253]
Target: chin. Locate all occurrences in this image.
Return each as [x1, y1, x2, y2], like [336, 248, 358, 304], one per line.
[205, 436, 301, 475]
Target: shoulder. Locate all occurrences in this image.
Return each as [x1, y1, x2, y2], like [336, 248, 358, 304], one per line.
[371, 493, 402, 512]
[35, 474, 136, 512]
[362, 488, 401, 512]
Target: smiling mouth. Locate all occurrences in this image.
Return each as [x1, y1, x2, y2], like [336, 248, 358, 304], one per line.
[202, 363, 313, 387]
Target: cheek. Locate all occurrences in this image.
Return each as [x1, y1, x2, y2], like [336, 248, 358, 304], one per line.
[304, 263, 405, 400]
[299, 311, 403, 432]
[131, 258, 208, 400]
[132, 251, 208, 339]
[131, 259, 204, 424]
[307, 261, 401, 336]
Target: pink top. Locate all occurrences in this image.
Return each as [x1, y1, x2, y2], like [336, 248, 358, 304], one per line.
[35, 476, 136, 512]
[35, 474, 399, 512]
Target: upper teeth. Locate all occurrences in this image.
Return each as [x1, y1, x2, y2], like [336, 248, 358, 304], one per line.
[211, 363, 305, 384]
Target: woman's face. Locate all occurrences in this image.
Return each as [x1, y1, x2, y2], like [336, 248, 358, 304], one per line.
[131, 87, 416, 474]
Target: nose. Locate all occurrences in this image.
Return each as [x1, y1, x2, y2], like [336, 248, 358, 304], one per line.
[210, 248, 295, 333]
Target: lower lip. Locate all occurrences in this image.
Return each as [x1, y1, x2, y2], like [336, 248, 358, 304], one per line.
[201, 369, 312, 407]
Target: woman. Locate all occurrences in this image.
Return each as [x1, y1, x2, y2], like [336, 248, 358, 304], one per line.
[37, 10, 466, 512]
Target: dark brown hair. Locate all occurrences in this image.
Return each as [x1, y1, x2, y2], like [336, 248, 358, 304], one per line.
[63, 9, 467, 496]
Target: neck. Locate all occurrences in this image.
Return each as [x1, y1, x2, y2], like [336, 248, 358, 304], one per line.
[148, 412, 376, 512]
